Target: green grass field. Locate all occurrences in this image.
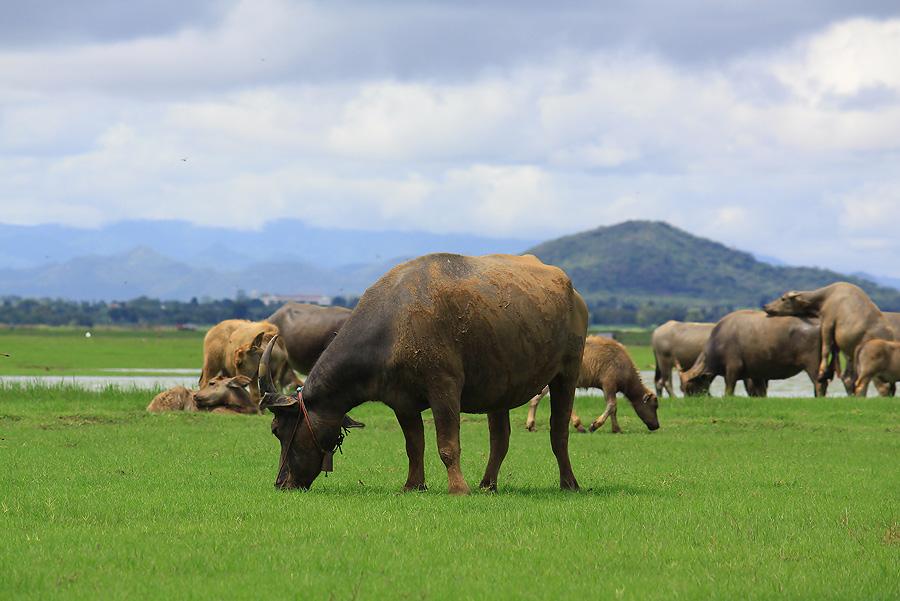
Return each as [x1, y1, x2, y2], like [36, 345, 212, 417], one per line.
[0, 327, 657, 377]
[0, 327, 206, 377]
[1, 329, 899, 600]
[2, 385, 899, 600]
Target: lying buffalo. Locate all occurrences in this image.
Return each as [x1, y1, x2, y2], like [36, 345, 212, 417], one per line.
[679, 310, 832, 397]
[763, 282, 893, 394]
[525, 335, 659, 433]
[147, 375, 259, 414]
[267, 302, 352, 376]
[651, 320, 714, 397]
[258, 253, 589, 494]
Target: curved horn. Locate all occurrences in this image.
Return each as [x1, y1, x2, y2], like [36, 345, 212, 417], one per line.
[259, 334, 279, 394]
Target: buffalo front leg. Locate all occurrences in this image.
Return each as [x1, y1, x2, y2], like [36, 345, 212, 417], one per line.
[396, 412, 427, 492]
[431, 405, 471, 495]
[590, 390, 622, 433]
[548, 377, 580, 491]
[478, 411, 511, 492]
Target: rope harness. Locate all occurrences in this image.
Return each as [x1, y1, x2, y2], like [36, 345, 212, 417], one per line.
[274, 387, 345, 486]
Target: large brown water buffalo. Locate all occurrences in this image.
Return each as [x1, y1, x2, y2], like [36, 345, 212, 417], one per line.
[266, 303, 352, 376]
[147, 375, 259, 414]
[763, 282, 893, 394]
[651, 321, 714, 397]
[258, 253, 589, 495]
[679, 310, 831, 397]
[524, 335, 659, 433]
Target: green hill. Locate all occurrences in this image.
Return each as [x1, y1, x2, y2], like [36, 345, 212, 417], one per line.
[526, 221, 900, 318]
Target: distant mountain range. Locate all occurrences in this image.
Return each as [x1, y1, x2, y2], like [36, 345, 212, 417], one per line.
[0, 219, 540, 271]
[2, 219, 900, 308]
[0, 220, 538, 301]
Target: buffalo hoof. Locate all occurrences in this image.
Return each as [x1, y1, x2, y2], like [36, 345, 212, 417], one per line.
[560, 478, 581, 492]
[478, 479, 498, 492]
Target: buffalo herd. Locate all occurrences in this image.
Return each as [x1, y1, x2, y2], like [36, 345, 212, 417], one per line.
[145, 250, 897, 493]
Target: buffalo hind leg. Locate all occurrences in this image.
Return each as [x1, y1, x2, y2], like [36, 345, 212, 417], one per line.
[396, 412, 427, 492]
[479, 411, 511, 492]
[548, 375, 580, 491]
[431, 402, 470, 495]
[524, 386, 548, 431]
[526, 386, 586, 433]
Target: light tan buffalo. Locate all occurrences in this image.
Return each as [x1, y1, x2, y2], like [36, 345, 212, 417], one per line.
[651, 321, 714, 397]
[525, 335, 659, 433]
[763, 282, 893, 395]
[854, 339, 900, 396]
[147, 375, 259, 414]
[199, 319, 289, 403]
[679, 310, 832, 397]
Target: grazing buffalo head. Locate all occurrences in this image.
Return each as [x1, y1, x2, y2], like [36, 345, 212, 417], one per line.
[676, 355, 714, 396]
[632, 391, 660, 430]
[258, 336, 363, 490]
[193, 375, 260, 414]
[763, 291, 812, 316]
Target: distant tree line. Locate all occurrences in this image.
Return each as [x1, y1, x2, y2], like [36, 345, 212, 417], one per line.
[1, 294, 738, 329]
[0, 295, 362, 328]
[584, 297, 736, 328]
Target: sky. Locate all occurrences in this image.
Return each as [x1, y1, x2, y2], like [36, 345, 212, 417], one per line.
[2, 0, 900, 277]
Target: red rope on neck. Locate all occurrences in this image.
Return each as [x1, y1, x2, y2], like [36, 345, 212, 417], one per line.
[274, 388, 325, 486]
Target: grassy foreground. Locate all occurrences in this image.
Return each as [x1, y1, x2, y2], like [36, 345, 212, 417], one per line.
[1, 384, 899, 600]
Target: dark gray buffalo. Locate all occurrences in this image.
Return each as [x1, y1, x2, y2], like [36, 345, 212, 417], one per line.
[258, 253, 589, 495]
[651, 320, 714, 397]
[679, 310, 831, 397]
[267, 302, 352, 376]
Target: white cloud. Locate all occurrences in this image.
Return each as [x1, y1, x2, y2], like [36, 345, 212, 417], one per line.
[773, 18, 900, 103]
[2, 3, 900, 277]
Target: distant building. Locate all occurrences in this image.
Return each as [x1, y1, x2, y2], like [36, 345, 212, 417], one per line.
[259, 294, 332, 306]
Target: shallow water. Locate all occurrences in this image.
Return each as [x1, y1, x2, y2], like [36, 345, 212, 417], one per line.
[643, 370, 853, 398]
[0, 370, 855, 397]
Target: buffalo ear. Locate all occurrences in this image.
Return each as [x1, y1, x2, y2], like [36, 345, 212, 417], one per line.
[229, 375, 252, 388]
[259, 392, 299, 413]
[251, 330, 266, 350]
[342, 414, 365, 429]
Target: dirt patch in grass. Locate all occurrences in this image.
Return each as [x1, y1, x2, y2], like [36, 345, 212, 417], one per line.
[38, 414, 123, 429]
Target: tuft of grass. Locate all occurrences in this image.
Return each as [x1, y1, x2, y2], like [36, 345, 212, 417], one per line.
[1, 384, 899, 600]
